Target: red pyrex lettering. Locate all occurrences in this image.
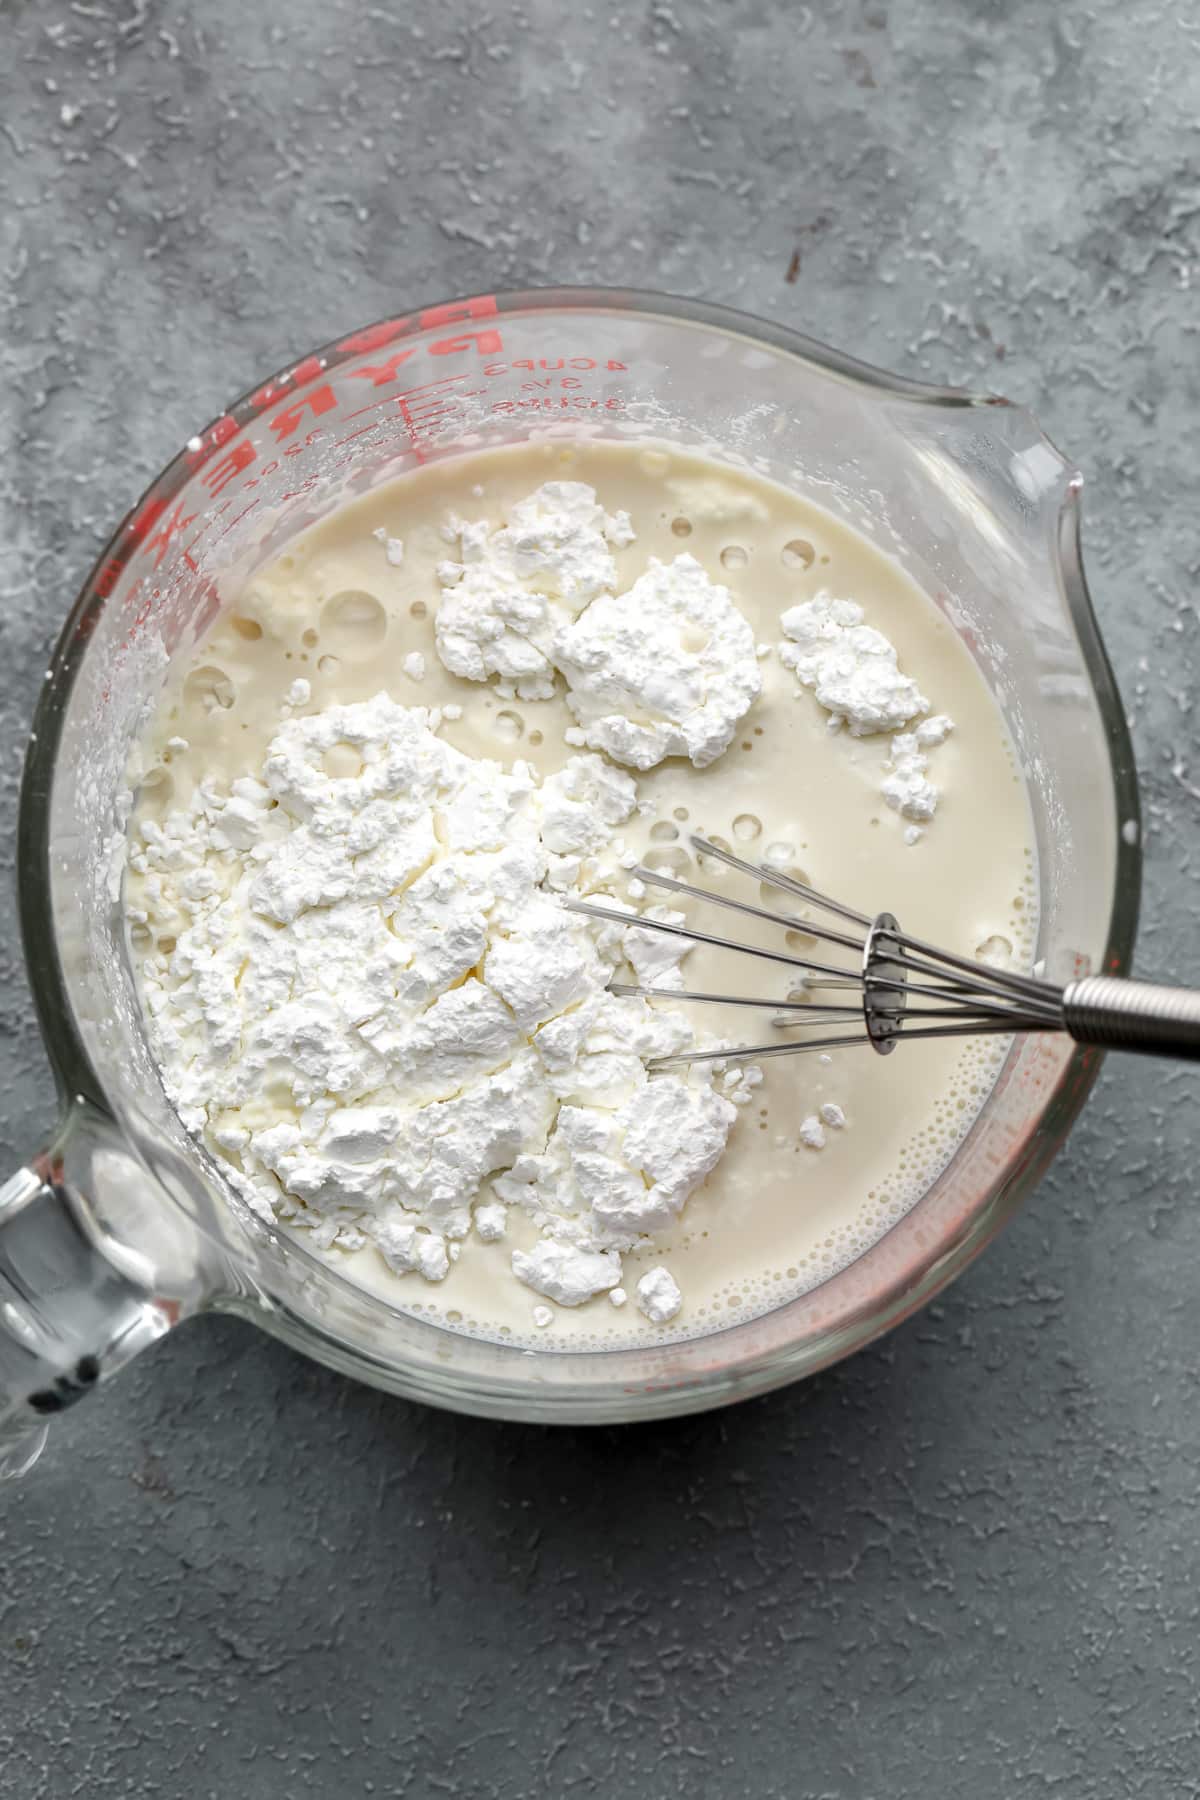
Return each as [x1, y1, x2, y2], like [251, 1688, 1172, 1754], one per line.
[129, 297, 507, 585]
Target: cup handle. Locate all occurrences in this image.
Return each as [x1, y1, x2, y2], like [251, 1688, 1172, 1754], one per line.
[0, 1146, 191, 1478]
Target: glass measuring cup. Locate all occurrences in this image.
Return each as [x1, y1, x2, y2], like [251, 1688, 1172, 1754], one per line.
[0, 288, 1139, 1476]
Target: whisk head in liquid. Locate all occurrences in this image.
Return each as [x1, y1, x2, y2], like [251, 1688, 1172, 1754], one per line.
[564, 834, 1065, 1067]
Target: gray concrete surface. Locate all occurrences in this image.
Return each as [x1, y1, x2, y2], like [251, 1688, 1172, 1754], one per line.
[3, 1, 1200, 1794]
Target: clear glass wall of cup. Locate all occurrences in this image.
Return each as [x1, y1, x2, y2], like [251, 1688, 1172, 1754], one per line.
[0, 289, 1139, 1475]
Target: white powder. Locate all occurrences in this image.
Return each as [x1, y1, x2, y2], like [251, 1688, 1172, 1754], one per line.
[512, 1239, 622, 1307]
[779, 597, 954, 823]
[133, 693, 738, 1315]
[553, 553, 762, 770]
[779, 596, 928, 734]
[623, 904, 697, 992]
[798, 1115, 827, 1150]
[372, 526, 405, 567]
[435, 481, 631, 701]
[474, 1200, 507, 1242]
[402, 651, 425, 682]
[882, 718, 954, 822]
[881, 734, 936, 821]
[434, 486, 760, 769]
[636, 1266, 683, 1324]
[915, 715, 954, 749]
[722, 1063, 764, 1107]
[496, 1076, 734, 1253]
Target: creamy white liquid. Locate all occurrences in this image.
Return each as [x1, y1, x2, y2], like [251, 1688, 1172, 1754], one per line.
[127, 441, 1038, 1347]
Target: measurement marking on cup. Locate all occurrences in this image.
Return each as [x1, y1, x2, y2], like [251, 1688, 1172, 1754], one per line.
[492, 395, 627, 414]
[145, 500, 199, 572]
[343, 372, 470, 428]
[329, 421, 385, 455]
[211, 497, 262, 549]
[345, 374, 480, 464]
[482, 358, 630, 374]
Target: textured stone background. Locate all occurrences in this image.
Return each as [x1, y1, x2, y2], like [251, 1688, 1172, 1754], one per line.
[3, 2, 1200, 1795]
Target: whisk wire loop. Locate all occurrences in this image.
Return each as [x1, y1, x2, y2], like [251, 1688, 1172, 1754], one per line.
[568, 833, 1069, 1066]
[567, 832, 1200, 1066]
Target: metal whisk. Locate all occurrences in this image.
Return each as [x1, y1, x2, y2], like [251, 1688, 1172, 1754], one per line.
[565, 835, 1200, 1066]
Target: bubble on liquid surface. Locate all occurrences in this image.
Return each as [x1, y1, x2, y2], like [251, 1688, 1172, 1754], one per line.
[975, 933, 1013, 968]
[671, 516, 693, 538]
[642, 846, 691, 876]
[761, 856, 808, 890]
[733, 813, 761, 841]
[493, 710, 524, 743]
[184, 665, 235, 713]
[230, 614, 263, 641]
[320, 589, 387, 652]
[781, 539, 816, 570]
[650, 821, 679, 842]
[720, 544, 749, 570]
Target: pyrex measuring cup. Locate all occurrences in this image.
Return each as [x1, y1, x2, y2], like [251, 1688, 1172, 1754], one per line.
[0, 288, 1139, 1475]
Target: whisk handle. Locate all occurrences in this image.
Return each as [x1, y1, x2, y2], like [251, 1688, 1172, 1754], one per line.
[1062, 976, 1200, 1060]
